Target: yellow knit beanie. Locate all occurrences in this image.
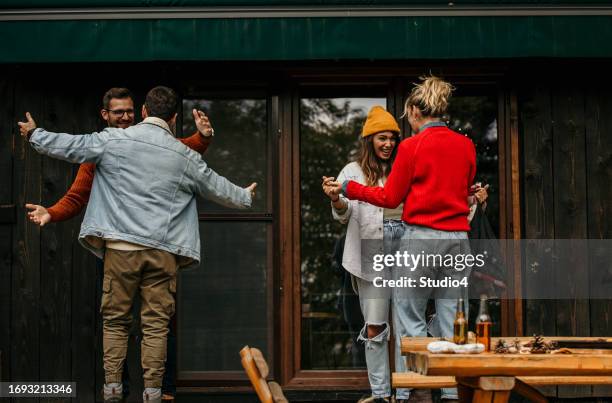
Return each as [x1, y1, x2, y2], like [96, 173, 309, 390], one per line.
[361, 106, 400, 137]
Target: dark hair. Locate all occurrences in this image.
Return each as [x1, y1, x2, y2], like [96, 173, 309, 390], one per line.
[144, 86, 178, 121]
[102, 87, 134, 109]
[357, 133, 399, 187]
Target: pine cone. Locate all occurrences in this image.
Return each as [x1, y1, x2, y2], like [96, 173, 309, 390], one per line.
[494, 339, 509, 354]
[530, 334, 547, 354]
[545, 340, 559, 351]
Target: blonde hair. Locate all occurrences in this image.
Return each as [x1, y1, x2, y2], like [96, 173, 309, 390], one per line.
[403, 75, 455, 118]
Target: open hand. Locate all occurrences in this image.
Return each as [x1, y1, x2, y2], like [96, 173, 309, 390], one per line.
[193, 109, 214, 137]
[18, 112, 37, 138]
[26, 203, 51, 226]
[246, 182, 257, 198]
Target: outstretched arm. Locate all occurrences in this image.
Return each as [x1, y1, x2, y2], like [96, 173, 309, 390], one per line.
[25, 163, 95, 225]
[325, 141, 414, 208]
[19, 112, 110, 164]
[188, 156, 255, 210]
[48, 163, 96, 222]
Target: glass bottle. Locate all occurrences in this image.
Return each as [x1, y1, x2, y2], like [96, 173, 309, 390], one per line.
[476, 295, 492, 351]
[453, 298, 467, 345]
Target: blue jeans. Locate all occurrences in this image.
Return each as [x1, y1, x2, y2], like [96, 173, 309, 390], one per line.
[393, 224, 470, 400]
[354, 219, 404, 398]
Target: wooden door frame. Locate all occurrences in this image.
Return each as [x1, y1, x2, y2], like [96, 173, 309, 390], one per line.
[278, 69, 523, 388]
[171, 64, 523, 388]
[175, 90, 279, 386]
[498, 87, 523, 337]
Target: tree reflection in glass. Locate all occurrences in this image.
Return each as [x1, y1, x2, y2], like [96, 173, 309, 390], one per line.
[299, 94, 501, 370]
[446, 95, 499, 234]
[445, 94, 501, 335]
[177, 98, 271, 373]
[182, 99, 268, 212]
[300, 97, 386, 370]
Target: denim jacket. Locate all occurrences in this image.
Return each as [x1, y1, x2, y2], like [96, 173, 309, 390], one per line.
[29, 121, 252, 269]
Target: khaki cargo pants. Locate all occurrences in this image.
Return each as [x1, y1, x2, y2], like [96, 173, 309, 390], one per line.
[101, 248, 178, 389]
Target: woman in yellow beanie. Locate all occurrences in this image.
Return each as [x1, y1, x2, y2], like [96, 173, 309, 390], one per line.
[324, 76, 489, 403]
[321, 105, 403, 403]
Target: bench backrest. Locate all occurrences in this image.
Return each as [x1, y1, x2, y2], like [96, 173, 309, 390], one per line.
[240, 345, 273, 403]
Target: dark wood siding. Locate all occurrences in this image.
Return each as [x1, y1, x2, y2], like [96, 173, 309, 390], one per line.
[520, 80, 612, 399]
[585, 87, 612, 398]
[0, 70, 15, 384]
[520, 85, 557, 398]
[0, 68, 150, 402]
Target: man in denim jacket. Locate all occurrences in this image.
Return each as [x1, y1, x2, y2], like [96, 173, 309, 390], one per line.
[19, 86, 256, 403]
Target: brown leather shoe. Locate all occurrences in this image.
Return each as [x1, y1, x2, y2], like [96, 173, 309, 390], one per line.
[161, 393, 175, 402]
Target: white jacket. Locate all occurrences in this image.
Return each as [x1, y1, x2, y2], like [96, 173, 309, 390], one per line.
[332, 161, 388, 281]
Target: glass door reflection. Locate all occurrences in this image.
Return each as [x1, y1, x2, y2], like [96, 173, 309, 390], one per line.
[300, 97, 387, 370]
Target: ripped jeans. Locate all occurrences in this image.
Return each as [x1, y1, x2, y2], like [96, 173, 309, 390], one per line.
[354, 219, 404, 398]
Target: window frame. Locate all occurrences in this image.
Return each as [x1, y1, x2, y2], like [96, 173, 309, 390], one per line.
[175, 90, 279, 386]
[171, 68, 522, 390]
[279, 73, 520, 388]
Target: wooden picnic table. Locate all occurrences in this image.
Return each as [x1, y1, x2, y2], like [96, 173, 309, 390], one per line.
[400, 337, 612, 403]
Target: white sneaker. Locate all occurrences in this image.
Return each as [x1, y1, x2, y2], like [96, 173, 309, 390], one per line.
[103, 383, 123, 402]
[358, 395, 390, 403]
[143, 387, 162, 403]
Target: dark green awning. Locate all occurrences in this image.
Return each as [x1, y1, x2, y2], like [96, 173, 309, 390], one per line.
[1, 15, 611, 63]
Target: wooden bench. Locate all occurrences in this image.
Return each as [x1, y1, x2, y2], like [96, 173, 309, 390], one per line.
[392, 371, 612, 403]
[240, 346, 288, 403]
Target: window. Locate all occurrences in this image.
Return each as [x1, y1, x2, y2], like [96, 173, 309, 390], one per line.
[300, 96, 387, 370]
[297, 89, 502, 373]
[447, 94, 500, 234]
[177, 97, 274, 379]
[446, 92, 501, 333]
[172, 77, 507, 389]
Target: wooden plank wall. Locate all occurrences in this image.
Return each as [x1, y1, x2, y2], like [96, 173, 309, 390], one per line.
[520, 81, 612, 399]
[520, 85, 557, 398]
[0, 68, 15, 385]
[12, 79, 43, 403]
[584, 87, 612, 398]
[0, 66, 153, 402]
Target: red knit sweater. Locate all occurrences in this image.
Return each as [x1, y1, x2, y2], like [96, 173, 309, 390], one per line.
[47, 131, 211, 222]
[346, 125, 476, 231]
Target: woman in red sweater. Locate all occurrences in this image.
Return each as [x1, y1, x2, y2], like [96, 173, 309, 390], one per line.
[325, 75, 476, 402]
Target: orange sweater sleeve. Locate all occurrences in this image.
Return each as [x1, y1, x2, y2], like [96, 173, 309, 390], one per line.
[47, 163, 95, 222]
[179, 131, 211, 155]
